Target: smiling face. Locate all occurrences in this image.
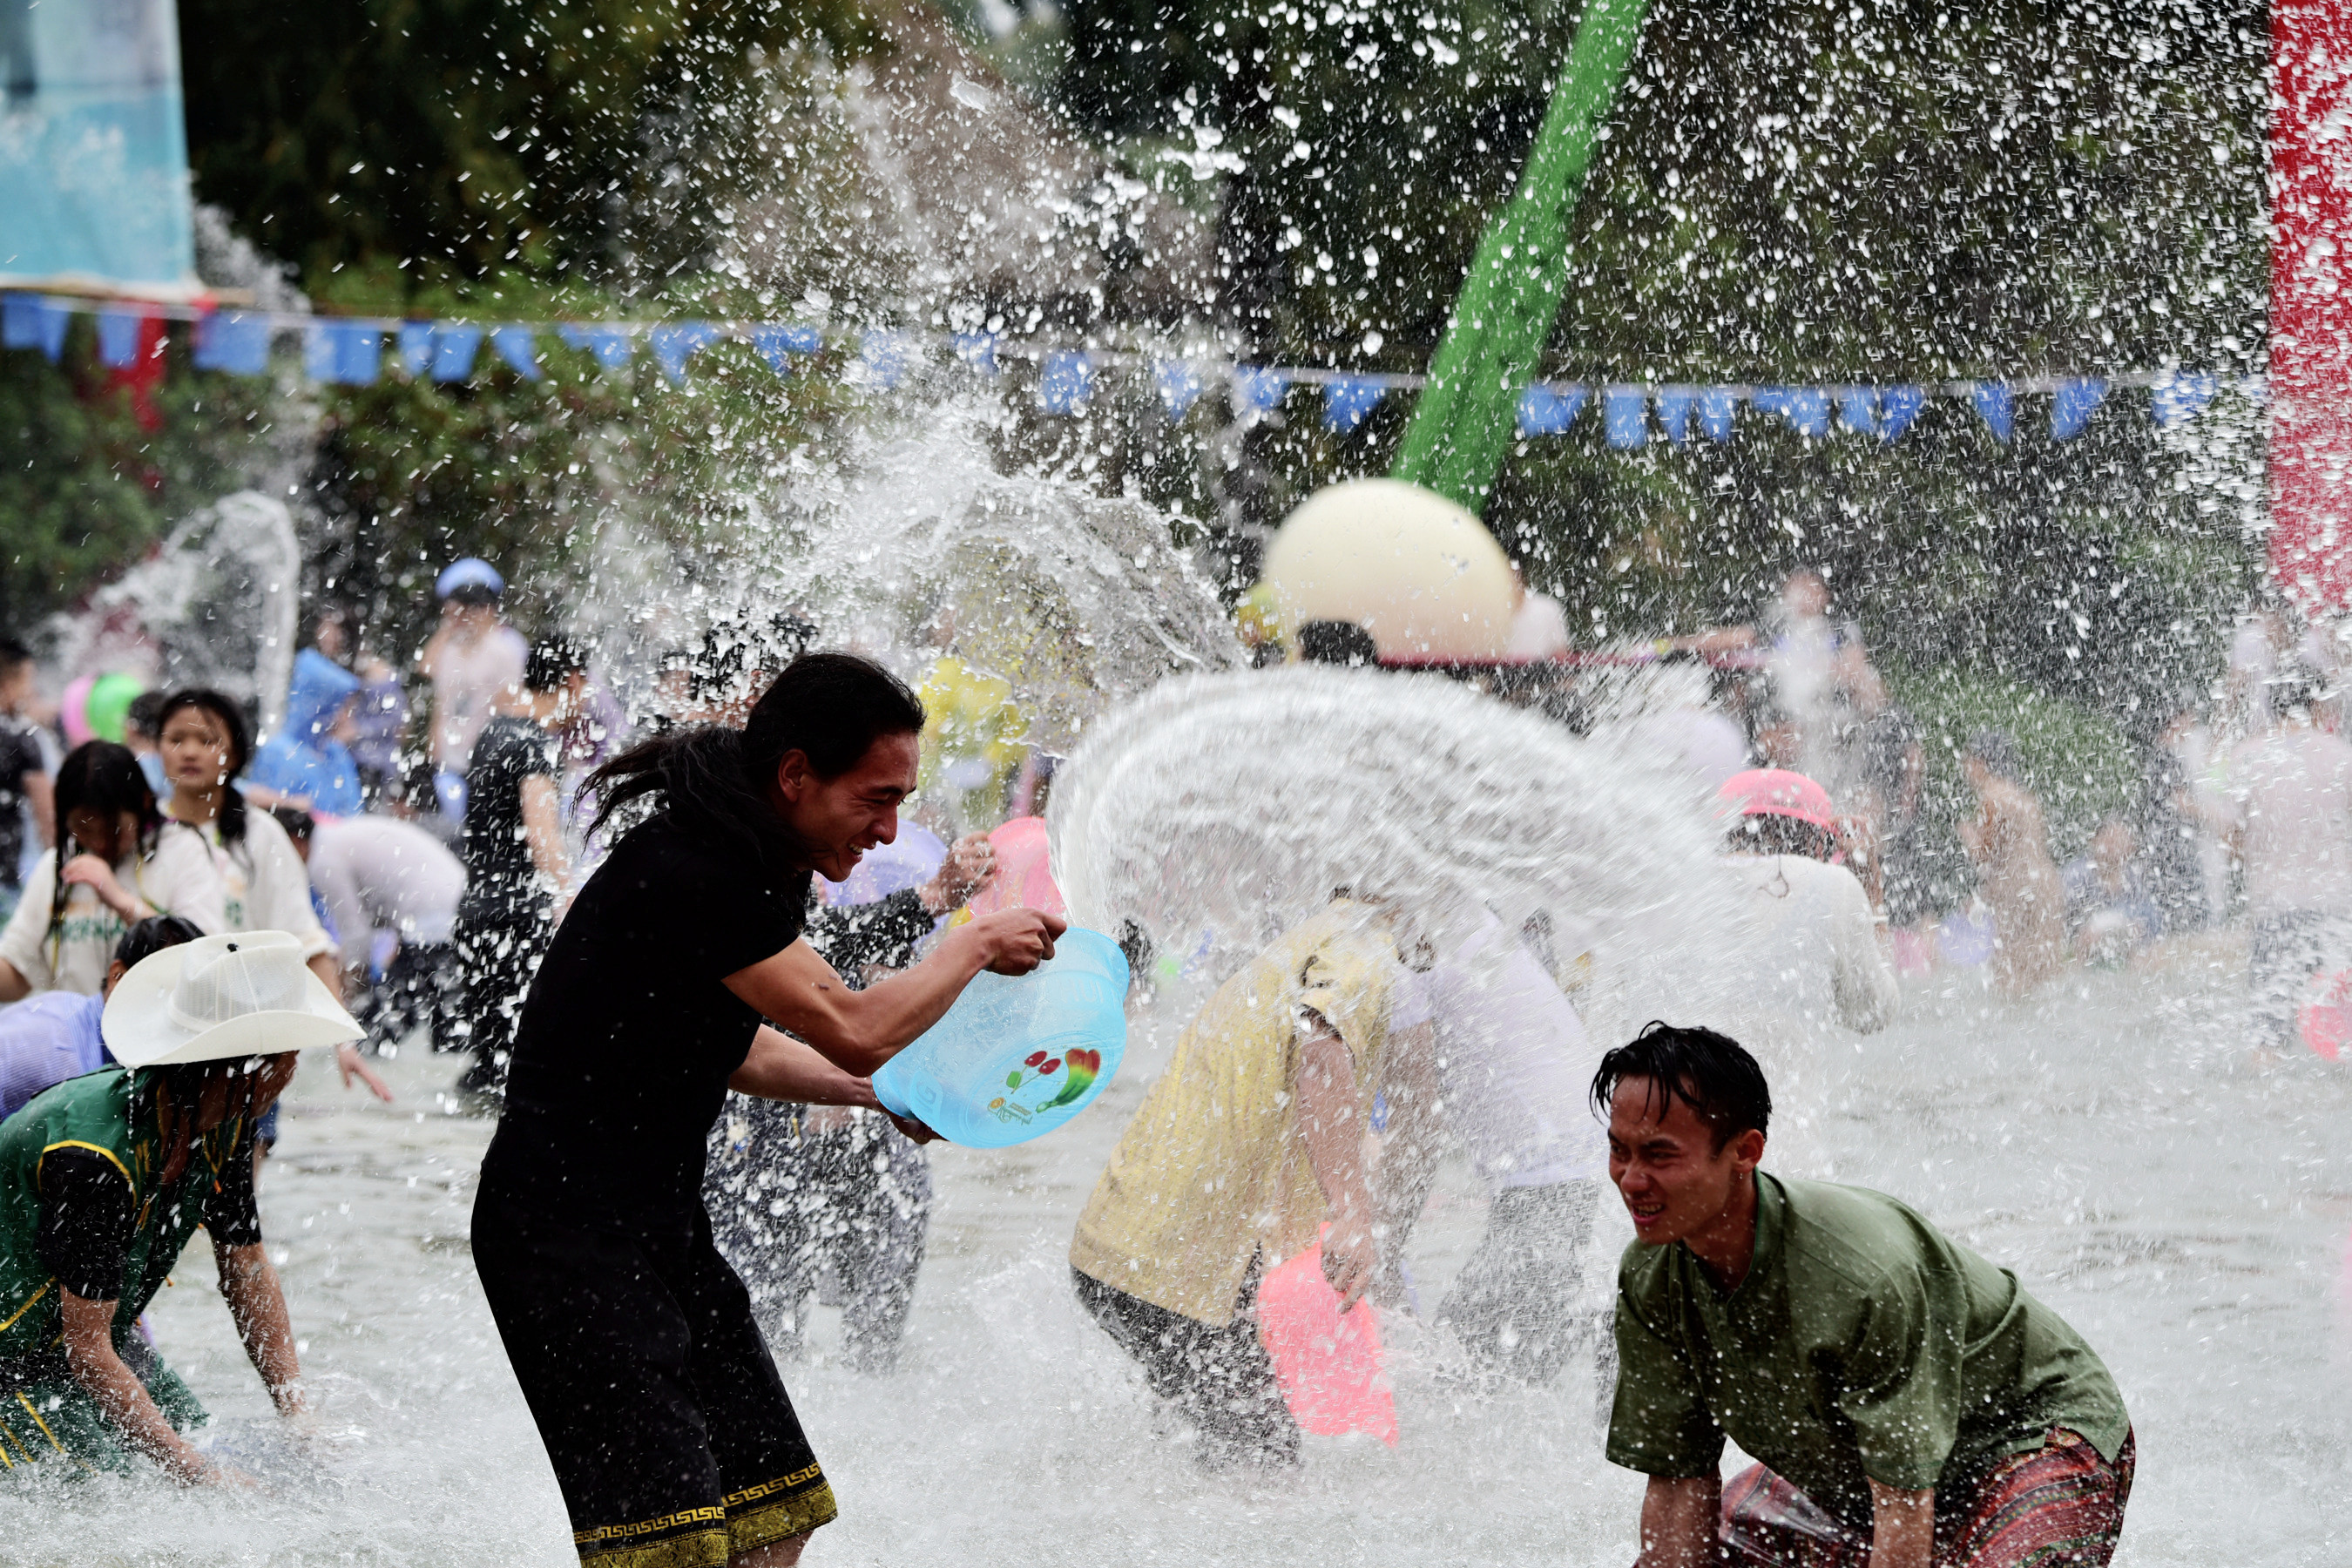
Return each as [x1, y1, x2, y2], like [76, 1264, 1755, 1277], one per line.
[159, 704, 235, 794]
[774, 731, 920, 882]
[1607, 1077, 1765, 1248]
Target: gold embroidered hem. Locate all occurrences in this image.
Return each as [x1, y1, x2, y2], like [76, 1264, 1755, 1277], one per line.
[575, 1504, 730, 1568]
[726, 1469, 838, 1554]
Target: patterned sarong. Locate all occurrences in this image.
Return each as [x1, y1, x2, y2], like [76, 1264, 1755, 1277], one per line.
[1720, 1426, 2135, 1568]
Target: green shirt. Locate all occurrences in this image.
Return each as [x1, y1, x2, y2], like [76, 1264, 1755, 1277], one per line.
[1608, 1173, 2129, 1531]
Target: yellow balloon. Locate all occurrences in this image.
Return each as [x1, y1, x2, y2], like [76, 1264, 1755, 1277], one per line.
[1260, 478, 1517, 659]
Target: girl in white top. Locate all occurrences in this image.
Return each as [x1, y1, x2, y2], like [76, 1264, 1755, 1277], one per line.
[0, 741, 225, 997]
[156, 689, 389, 1101]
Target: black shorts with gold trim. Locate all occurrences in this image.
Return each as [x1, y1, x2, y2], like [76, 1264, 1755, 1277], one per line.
[474, 1185, 839, 1568]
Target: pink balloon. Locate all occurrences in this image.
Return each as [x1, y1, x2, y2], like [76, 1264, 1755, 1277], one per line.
[58, 674, 97, 748]
[963, 815, 1067, 919]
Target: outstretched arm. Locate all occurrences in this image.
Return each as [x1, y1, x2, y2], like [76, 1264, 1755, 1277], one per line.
[60, 1289, 217, 1481]
[215, 1238, 305, 1417]
[728, 1025, 935, 1142]
[722, 908, 1064, 1076]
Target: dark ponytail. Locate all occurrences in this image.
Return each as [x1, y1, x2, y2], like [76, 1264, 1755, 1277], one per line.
[49, 741, 166, 947]
[154, 689, 252, 845]
[585, 651, 925, 869]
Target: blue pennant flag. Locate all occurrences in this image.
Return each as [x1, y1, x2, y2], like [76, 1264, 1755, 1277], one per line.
[1878, 385, 1927, 443]
[1040, 350, 1093, 414]
[2, 294, 71, 362]
[750, 323, 821, 377]
[652, 322, 720, 386]
[193, 311, 273, 376]
[1835, 388, 1878, 437]
[859, 330, 912, 390]
[1656, 386, 1699, 445]
[2152, 372, 2219, 429]
[97, 307, 147, 368]
[397, 321, 436, 377]
[950, 332, 998, 376]
[1156, 361, 1205, 419]
[1516, 383, 1587, 437]
[559, 325, 637, 372]
[1753, 387, 1830, 438]
[1603, 386, 1649, 449]
[1970, 382, 2014, 443]
[1321, 375, 1385, 435]
[1699, 387, 1740, 443]
[431, 324, 483, 383]
[490, 326, 542, 382]
[1232, 367, 1292, 416]
[305, 321, 382, 386]
[2050, 379, 2107, 441]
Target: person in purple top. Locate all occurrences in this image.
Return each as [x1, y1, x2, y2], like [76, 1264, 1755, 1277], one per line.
[0, 916, 201, 1120]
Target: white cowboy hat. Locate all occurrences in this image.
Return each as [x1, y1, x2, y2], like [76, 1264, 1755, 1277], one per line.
[103, 930, 362, 1069]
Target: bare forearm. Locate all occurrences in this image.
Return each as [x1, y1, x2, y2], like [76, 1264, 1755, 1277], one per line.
[1866, 1482, 1934, 1568]
[24, 774, 52, 848]
[62, 1299, 206, 1477]
[1636, 1475, 1722, 1568]
[218, 1242, 304, 1415]
[728, 1026, 882, 1108]
[1298, 1029, 1373, 1222]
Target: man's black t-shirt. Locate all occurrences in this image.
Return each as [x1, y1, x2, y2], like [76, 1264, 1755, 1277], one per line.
[462, 714, 557, 901]
[479, 812, 810, 1220]
[0, 720, 41, 890]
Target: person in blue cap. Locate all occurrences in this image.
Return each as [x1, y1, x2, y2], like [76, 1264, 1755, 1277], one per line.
[244, 649, 365, 816]
[420, 558, 526, 823]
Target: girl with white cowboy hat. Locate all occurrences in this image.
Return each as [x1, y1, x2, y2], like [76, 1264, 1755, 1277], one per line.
[0, 930, 360, 1481]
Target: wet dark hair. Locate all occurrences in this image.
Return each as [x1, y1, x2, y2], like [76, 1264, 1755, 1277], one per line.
[444, 581, 501, 609]
[49, 741, 166, 949]
[268, 804, 316, 846]
[0, 636, 30, 679]
[155, 688, 252, 845]
[1298, 620, 1380, 668]
[585, 652, 926, 871]
[1964, 729, 2026, 785]
[1590, 1021, 1772, 1149]
[140, 1053, 290, 1186]
[125, 690, 166, 741]
[1726, 813, 1834, 861]
[2269, 667, 2327, 719]
[112, 914, 203, 973]
[524, 637, 590, 694]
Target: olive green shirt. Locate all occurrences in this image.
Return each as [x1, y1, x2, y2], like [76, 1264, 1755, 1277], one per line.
[1608, 1173, 2129, 1531]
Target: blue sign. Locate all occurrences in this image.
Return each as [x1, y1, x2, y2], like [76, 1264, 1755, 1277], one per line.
[0, 0, 195, 291]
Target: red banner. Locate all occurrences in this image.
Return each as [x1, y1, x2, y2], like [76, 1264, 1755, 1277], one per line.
[2271, 2, 2352, 610]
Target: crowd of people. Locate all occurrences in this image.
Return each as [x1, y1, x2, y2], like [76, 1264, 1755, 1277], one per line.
[1, 549, 2331, 1568]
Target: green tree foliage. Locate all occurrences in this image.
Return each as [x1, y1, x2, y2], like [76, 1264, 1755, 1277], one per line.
[179, 0, 877, 287]
[1048, 0, 2266, 720]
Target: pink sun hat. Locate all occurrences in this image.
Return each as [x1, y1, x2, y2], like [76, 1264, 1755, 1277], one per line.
[1717, 767, 1836, 831]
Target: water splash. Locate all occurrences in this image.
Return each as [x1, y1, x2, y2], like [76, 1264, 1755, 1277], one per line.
[1048, 666, 1748, 1040]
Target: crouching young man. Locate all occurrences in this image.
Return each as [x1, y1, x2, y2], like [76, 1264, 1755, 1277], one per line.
[1597, 1023, 2133, 1568]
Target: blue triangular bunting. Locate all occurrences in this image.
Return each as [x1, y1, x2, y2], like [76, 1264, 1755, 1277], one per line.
[1232, 367, 1291, 416]
[558, 324, 637, 372]
[305, 321, 382, 385]
[490, 326, 542, 381]
[859, 330, 912, 389]
[1754, 387, 1830, 438]
[1040, 350, 1093, 414]
[1970, 381, 2014, 442]
[96, 308, 146, 368]
[1656, 386, 1699, 445]
[1321, 376, 1386, 435]
[431, 324, 483, 383]
[193, 311, 273, 376]
[1878, 386, 1927, 443]
[2, 294, 70, 362]
[651, 322, 720, 385]
[2152, 372, 2219, 429]
[950, 332, 998, 375]
[1516, 383, 1587, 436]
[1156, 361, 1205, 419]
[397, 321, 436, 377]
[1699, 387, 1740, 443]
[2050, 379, 2107, 441]
[751, 323, 822, 377]
[1603, 385, 1648, 448]
[1835, 388, 1878, 436]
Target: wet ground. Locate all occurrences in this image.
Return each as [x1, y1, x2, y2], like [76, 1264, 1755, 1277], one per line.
[0, 937, 2341, 1565]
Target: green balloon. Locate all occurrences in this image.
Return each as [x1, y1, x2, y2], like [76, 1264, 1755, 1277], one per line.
[84, 672, 145, 745]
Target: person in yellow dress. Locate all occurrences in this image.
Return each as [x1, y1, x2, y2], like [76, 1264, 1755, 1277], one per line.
[916, 654, 1024, 835]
